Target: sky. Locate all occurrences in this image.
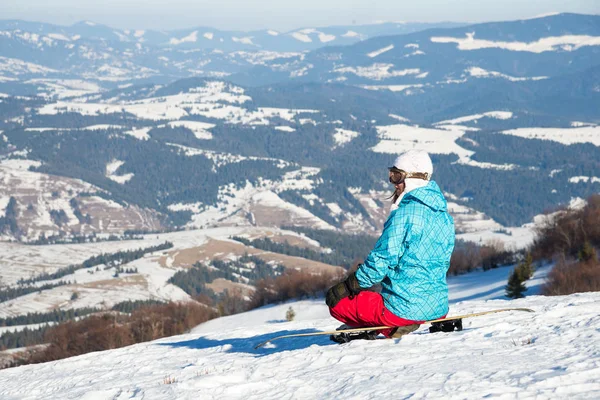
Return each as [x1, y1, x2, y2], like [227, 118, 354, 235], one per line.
[1, 0, 598, 31]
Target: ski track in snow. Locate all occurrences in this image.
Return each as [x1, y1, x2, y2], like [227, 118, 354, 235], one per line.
[0, 264, 599, 399]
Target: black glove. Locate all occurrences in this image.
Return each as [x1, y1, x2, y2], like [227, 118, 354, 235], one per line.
[325, 272, 363, 308]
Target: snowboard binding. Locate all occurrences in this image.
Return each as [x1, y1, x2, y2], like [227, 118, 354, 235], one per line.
[329, 330, 379, 344]
[429, 318, 463, 333]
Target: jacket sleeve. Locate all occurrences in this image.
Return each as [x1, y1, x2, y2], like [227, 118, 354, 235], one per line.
[355, 210, 411, 288]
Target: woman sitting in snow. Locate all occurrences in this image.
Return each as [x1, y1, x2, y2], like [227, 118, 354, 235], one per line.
[326, 149, 455, 341]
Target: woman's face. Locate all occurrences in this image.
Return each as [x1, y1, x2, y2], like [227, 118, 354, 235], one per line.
[394, 181, 406, 194]
[389, 170, 406, 194]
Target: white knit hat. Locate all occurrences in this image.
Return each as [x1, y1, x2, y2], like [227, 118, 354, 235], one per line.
[390, 150, 433, 212]
[392, 149, 433, 178]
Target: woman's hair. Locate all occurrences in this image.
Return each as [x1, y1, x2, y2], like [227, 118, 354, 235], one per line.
[387, 187, 401, 204]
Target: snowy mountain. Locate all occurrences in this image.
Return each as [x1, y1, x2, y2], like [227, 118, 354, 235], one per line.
[0, 19, 465, 52]
[0, 19, 463, 87]
[0, 13, 599, 256]
[234, 13, 600, 87]
[0, 265, 598, 399]
[0, 13, 598, 90]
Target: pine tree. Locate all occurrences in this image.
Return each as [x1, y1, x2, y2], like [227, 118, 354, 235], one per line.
[521, 253, 535, 280]
[506, 268, 527, 299]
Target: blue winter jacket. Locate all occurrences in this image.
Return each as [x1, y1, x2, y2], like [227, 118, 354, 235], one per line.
[355, 181, 455, 321]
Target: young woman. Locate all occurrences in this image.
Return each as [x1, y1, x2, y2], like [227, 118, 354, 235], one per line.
[326, 150, 455, 340]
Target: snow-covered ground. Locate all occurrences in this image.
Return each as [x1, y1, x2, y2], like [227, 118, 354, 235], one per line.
[0, 261, 598, 399]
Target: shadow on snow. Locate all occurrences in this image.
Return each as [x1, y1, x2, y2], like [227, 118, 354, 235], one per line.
[157, 328, 339, 356]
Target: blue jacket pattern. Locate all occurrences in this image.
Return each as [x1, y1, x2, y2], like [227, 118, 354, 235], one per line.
[355, 181, 455, 321]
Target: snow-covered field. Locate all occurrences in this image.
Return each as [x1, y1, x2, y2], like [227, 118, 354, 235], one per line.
[0, 226, 340, 319]
[500, 126, 600, 146]
[0, 262, 598, 399]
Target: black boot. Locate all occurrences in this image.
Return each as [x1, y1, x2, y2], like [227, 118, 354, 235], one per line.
[429, 318, 463, 333]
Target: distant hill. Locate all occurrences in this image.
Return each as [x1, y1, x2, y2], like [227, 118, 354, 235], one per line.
[0, 13, 599, 241]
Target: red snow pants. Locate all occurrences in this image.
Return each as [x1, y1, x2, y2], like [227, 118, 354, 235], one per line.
[329, 291, 422, 337]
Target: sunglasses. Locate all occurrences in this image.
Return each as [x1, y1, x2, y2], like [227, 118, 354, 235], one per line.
[388, 167, 407, 185]
[388, 167, 430, 184]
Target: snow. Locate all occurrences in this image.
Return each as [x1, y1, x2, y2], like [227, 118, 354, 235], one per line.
[291, 32, 312, 43]
[571, 121, 595, 128]
[0, 56, 58, 75]
[389, 114, 410, 122]
[431, 32, 600, 53]
[232, 37, 255, 45]
[467, 67, 548, 81]
[134, 30, 145, 38]
[0, 227, 285, 314]
[24, 79, 103, 99]
[326, 202, 343, 215]
[342, 31, 360, 38]
[456, 158, 518, 171]
[549, 169, 562, 177]
[82, 124, 123, 131]
[234, 51, 301, 65]
[367, 44, 394, 58]
[167, 121, 215, 140]
[203, 32, 214, 40]
[332, 128, 360, 148]
[457, 224, 536, 251]
[267, 30, 279, 36]
[105, 160, 134, 184]
[435, 111, 513, 125]
[251, 191, 336, 230]
[500, 126, 600, 146]
[442, 195, 536, 250]
[169, 31, 198, 45]
[0, 196, 9, 218]
[335, 64, 421, 80]
[123, 127, 151, 140]
[38, 80, 262, 122]
[318, 33, 336, 43]
[569, 197, 587, 210]
[0, 322, 54, 335]
[371, 124, 473, 158]
[168, 144, 288, 170]
[290, 65, 312, 78]
[569, 176, 600, 184]
[168, 170, 334, 230]
[274, 126, 295, 132]
[47, 33, 71, 41]
[1, 268, 599, 398]
[361, 84, 424, 92]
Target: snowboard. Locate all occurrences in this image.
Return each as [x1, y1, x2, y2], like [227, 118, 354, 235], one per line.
[254, 307, 534, 349]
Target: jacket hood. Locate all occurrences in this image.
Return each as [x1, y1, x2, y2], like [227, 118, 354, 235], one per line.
[403, 180, 448, 212]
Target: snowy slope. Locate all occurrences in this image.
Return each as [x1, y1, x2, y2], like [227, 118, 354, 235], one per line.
[1, 264, 599, 399]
